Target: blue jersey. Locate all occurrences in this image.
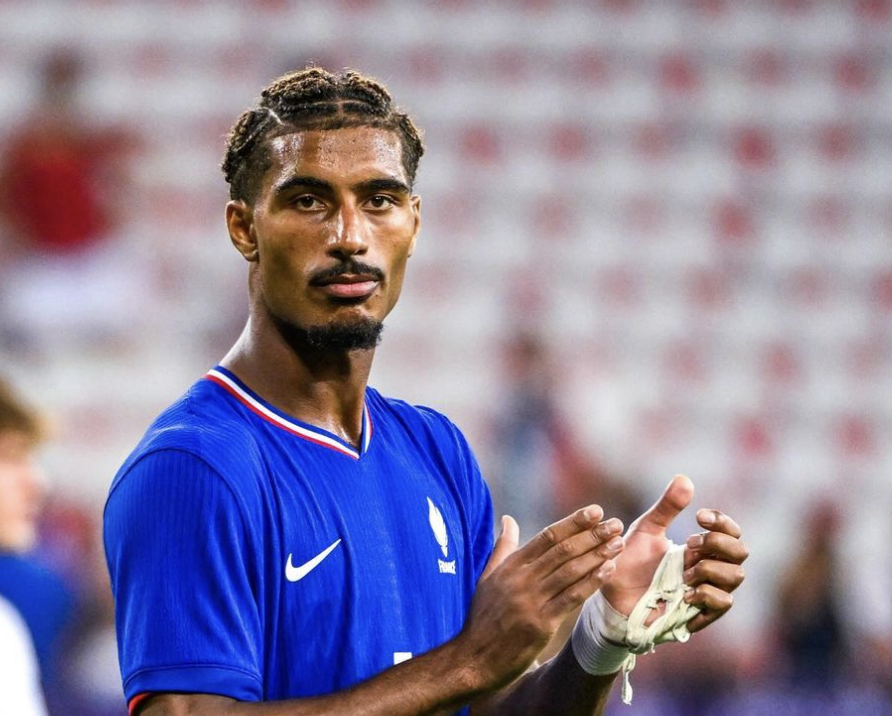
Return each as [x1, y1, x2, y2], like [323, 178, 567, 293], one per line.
[103, 366, 494, 714]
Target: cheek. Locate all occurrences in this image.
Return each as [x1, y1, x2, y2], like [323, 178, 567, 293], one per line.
[258, 232, 314, 290]
[382, 241, 413, 305]
[389, 250, 410, 282]
[382, 215, 417, 268]
[0, 476, 23, 516]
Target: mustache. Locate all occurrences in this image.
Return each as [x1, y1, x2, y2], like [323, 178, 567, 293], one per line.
[309, 260, 385, 285]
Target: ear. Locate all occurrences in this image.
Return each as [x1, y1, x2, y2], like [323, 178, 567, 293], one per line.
[407, 194, 421, 258]
[226, 200, 259, 262]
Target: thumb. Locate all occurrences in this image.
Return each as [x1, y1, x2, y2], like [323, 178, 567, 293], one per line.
[480, 515, 519, 580]
[631, 474, 695, 537]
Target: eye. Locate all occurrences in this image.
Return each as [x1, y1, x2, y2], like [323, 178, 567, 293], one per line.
[367, 194, 396, 210]
[293, 195, 324, 210]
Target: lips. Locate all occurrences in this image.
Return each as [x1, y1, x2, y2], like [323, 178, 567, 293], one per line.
[313, 273, 379, 299]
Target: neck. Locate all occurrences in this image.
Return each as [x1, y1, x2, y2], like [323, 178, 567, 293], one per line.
[220, 310, 375, 448]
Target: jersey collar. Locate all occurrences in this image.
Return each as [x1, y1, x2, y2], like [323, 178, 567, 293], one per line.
[205, 367, 372, 460]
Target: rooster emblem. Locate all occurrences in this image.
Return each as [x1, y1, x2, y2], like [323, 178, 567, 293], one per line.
[427, 497, 449, 558]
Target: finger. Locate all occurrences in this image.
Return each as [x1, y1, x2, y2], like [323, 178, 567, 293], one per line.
[629, 474, 694, 538]
[684, 584, 734, 633]
[535, 518, 624, 577]
[524, 505, 605, 560]
[696, 509, 742, 539]
[480, 515, 520, 580]
[543, 558, 618, 620]
[539, 533, 625, 594]
[684, 531, 749, 568]
[682, 559, 745, 592]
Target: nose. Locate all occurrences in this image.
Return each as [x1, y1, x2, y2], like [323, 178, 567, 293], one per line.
[328, 202, 369, 259]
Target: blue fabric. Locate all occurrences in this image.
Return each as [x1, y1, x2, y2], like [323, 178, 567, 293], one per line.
[0, 552, 73, 677]
[103, 367, 494, 714]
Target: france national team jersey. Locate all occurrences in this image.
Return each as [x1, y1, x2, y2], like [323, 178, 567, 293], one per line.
[103, 366, 494, 714]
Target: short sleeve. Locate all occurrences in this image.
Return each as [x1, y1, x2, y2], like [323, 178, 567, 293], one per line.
[103, 450, 263, 702]
[446, 423, 494, 584]
[467, 451, 495, 584]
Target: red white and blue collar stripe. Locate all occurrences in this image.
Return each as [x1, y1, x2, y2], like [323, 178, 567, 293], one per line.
[205, 367, 372, 460]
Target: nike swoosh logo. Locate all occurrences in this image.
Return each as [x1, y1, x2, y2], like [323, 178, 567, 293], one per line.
[285, 539, 342, 582]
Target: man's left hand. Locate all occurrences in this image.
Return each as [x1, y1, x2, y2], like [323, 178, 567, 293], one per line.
[599, 474, 748, 632]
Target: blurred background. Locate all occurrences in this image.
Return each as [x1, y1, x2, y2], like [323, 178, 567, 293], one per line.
[0, 0, 891, 713]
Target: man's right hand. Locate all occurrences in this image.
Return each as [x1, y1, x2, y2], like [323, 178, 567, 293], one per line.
[456, 506, 625, 692]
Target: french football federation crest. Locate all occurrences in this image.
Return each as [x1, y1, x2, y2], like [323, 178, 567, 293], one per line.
[427, 497, 449, 557]
[427, 497, 456, 574]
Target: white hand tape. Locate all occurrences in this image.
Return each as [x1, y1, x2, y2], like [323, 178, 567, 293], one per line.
[571, 542, 702, 705]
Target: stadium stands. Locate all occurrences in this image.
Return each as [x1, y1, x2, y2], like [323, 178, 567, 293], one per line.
[0, 3, 890, 707]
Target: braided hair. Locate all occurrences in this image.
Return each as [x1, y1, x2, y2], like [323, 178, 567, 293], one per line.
[222, 67, 425, 202]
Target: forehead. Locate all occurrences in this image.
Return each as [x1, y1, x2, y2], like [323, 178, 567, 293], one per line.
[265, 127, 407, 189]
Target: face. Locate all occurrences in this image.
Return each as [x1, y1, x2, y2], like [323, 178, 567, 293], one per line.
[0, 431, 44, 552]
[227, 126, 421, 341]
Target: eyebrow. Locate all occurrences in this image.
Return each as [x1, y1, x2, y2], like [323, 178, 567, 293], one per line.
[356, 178, 412, 195]
[272, 175, 412, 197]
[272, 176, 334, 196]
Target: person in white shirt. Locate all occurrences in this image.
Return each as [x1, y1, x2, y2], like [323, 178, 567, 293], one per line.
[0, 594, 47, 716]
[0, 376, 48, 716]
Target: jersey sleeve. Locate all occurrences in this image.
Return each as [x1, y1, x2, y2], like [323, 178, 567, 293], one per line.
[103, 449, 263, 702]
[446, 422, 495, 584]
[466, 447, 495, 584]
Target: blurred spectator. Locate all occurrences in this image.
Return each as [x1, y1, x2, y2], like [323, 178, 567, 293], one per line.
[0, 49, 147, 351]
[488, 331, 647, 667]
[0, 375, 50, 715]
[43, 500, 125, 716]
[0, 51, 116, 256]
[489, 331, 587, 538]
[0, 376, 123, 716]
[488, 331, 642, 540]
[775, 500, 848, 690]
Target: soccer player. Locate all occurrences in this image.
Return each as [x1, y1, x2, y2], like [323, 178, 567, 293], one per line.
[103, 68, 748, 716]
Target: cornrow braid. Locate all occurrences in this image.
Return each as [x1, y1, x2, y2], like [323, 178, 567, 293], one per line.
[222, 67, 425, 202]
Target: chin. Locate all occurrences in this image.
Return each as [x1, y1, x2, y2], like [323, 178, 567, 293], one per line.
[0, 524, 37, 553]
[304, 316, 385, 351]
[274, 311, 385, 352]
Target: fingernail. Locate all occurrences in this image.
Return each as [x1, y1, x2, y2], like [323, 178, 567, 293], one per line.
[583, 506, 599, 522]
[687, 534, 704, 548]
[598, 560, 616, 578]
[699, 510, 715, 527]
[683, 568, 694, 582]
[684, 591, 694, 603]
[606, 536, 623, 552]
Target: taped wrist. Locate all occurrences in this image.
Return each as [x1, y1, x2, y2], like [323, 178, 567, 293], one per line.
[571, 590, 630, 674]
[571, 542, 701, 705]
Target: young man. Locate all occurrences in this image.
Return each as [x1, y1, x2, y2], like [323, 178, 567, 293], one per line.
[104, 68, 747, 716]
[0, 377, 48, 716]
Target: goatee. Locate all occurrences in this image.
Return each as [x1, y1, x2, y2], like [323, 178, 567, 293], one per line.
[278, 317, 384, 352]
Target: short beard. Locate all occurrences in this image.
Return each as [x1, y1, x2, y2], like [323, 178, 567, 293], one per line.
[277, 316, 384, 352]
[304, 318, 384, 351]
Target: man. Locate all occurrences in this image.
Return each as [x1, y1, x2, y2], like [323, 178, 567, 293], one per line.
[0, 377, 49, 716]
[104, 68, 747, 716]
